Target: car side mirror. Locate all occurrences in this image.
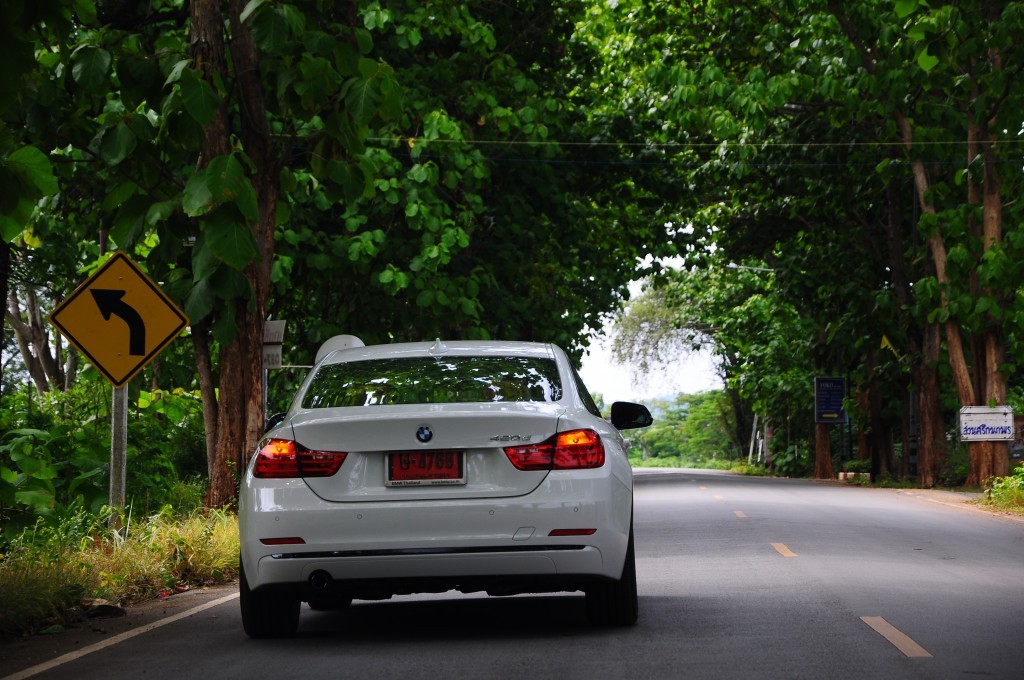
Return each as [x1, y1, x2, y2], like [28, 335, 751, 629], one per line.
[264, 412, 286, 432]
[610, 401, 653, 430]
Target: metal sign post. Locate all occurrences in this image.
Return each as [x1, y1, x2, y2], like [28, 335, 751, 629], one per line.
[110, 385, 128, 527]
[262, 320, 286, 418]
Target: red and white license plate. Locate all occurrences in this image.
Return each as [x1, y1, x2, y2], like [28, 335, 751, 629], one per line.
[386, 450, 466, 486]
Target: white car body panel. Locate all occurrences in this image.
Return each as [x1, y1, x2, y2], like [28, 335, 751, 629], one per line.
[238, 340, 639, 606]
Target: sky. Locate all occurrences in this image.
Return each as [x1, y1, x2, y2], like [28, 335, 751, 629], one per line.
[578, 331, 722, 404]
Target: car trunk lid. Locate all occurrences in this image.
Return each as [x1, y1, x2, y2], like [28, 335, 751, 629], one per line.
[288, 402, 564, 502]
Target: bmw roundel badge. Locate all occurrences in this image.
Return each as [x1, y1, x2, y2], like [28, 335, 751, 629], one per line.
[416, 425, 433, 443]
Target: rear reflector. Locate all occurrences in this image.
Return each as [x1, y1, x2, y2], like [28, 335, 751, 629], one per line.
[260, 537, 306, 545]
[504, 429, 605, 471]
[548, 529, 597, 536]
[253, 439, 347, 478]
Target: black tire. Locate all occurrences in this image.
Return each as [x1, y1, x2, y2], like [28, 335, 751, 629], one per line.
[239, 559, 301, 638]
[585, 524, 638, 626]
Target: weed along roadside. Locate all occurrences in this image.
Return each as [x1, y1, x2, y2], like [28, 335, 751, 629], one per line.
[0, 510, 238, 638]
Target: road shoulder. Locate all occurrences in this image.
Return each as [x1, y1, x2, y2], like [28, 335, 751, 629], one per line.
[0, 583, 238, 680]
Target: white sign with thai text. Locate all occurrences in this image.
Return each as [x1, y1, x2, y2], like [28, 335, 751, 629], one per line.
[959, 406, 1015, 441]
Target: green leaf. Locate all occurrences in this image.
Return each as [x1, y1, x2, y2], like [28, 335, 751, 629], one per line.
[191, 236, 219, 281]
[327, 161, 365, 204]
[102, 182, 139, 212]
[164, 59, 190, 86]
[212, 303, 239, 345]
[0, 197, 34, 242]
[916, 48, 939, 72]
[345, 77, 380, 124]
[206, 155, 245, 199]
[252, 8, 289, 52]
[8, 146, 55, 195]
[180, 71, 219, 124]
[416, 289, 434, 307]
[354, 28, 374, 54]
[71, 46, 111, 90]
[183, 172, 214, 217]
[74, 0, 98, 24]
[14, 489, 55, 512]
[205, 211, 260, 270]
[239, 0, 270, 23]
[202, 154, 260, 221]
[184, 278, 216, 322]
[99, 122, 138, 166]
[146, 200, 176, 227]
[110, 195, 149, 248]
[895, 0, 918, 18]
[8, 146, 57, 196]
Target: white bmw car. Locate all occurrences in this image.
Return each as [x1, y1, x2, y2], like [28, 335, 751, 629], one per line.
[238, 339, 652, 637]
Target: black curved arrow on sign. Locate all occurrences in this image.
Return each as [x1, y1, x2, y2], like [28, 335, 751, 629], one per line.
[90, 289, 146, 356]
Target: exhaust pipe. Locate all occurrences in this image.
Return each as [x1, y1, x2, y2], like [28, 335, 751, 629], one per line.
[309, 570, 332, 590]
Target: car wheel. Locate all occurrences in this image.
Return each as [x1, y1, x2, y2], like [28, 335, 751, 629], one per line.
[585, 523, 638, 626]
[239, 558, 301, 638]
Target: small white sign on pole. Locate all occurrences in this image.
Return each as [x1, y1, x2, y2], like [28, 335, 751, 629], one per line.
[958, 406, 1015, 441]
[263, 320, 286, 370]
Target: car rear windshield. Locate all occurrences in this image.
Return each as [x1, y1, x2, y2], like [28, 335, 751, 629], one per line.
[302, 356, 564, 407]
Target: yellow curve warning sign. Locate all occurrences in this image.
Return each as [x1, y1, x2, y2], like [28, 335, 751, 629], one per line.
[50, 251, 189, 388]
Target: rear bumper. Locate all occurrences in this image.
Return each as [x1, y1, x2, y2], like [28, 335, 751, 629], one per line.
[239, 471, 632, 594]
[254, 547, 610, 600]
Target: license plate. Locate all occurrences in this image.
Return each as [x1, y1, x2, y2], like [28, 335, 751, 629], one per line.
[386, 450, 466, 486]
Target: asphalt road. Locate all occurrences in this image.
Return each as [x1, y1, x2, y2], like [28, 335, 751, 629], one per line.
[3, 470, 1023, 680]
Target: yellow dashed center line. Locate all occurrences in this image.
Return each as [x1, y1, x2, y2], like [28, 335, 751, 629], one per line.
[772, 542, 798, 557]
[861, 616, 933, 658]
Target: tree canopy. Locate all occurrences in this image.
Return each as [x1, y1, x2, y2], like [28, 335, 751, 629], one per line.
[3, 0, 1024, 517]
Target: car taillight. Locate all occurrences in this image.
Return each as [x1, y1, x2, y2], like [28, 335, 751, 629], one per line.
[504, 429, 605, 471]
[253, 439, 347, 478]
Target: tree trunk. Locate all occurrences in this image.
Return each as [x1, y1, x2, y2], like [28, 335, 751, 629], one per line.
[0, 238, 8, 403]
[190, 0, 236, 508]
[193, 0, 279, 508]
[192, 319, 218, 489]
[868, 369, 893, 480]
[916, 321, 946, 487]
[814, 422, 833, 480]
[966, 133, 1010, 485]
[856, 386, 869, 463]
[7, 285, 50, 395]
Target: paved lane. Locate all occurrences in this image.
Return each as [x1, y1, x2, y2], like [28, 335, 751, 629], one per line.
[635, 470, 1024, 678]
[4, 471, 1022, 679]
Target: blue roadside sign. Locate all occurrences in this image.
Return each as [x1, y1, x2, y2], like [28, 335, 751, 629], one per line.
[814, 376, 846, 423]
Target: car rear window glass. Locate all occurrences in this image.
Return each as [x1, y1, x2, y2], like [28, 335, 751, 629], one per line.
[302, 356, 564, 407]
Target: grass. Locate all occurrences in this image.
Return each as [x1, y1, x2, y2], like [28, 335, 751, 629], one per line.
[0, 507, 238, 637]
[983, 466, 1024, 515]
[630, 454, 744, 471]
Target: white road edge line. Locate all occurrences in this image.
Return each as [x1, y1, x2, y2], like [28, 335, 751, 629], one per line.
[2, 592, 240, 680]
